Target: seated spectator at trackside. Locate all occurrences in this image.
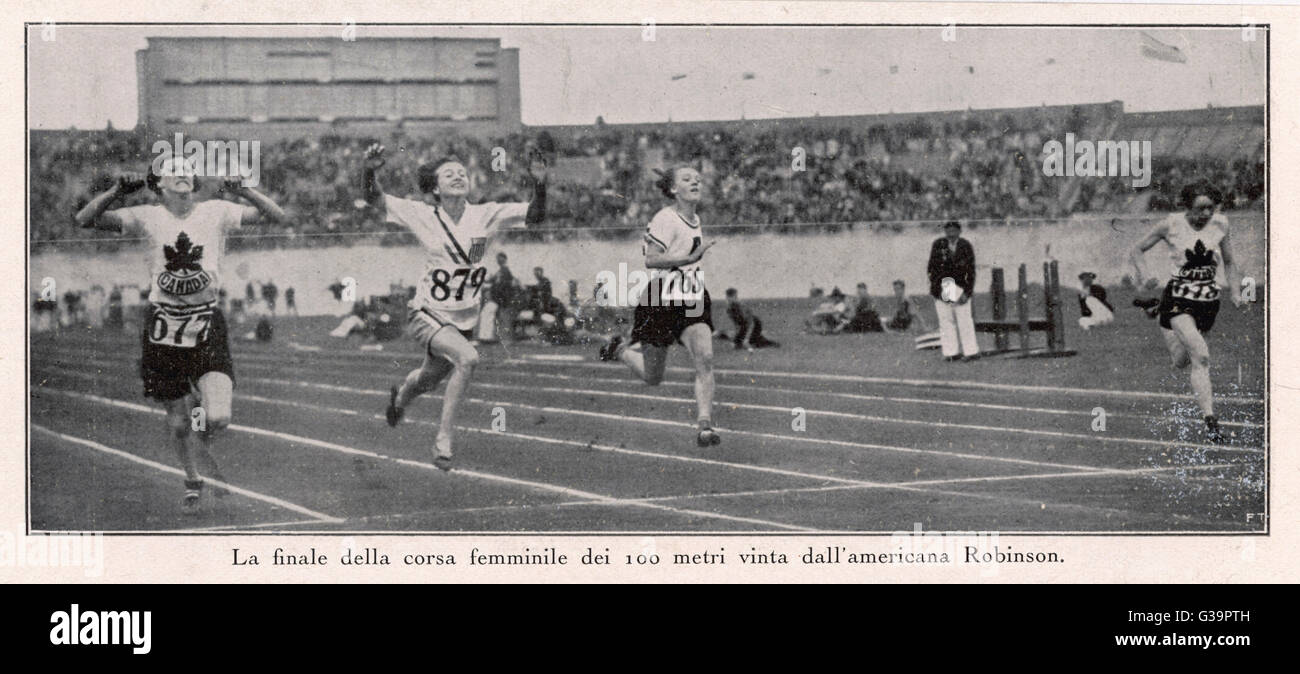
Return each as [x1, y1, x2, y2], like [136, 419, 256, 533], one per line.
[884, 279, 921, 332]
[844, 282, 884, 333]
[528, 266, 553, 315]
[806, 287, 851, 335]
[724, 288, 780, 350]
[1077, 271, 1115, 331]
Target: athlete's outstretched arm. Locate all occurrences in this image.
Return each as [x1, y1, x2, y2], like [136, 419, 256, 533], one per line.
[1129, 221, 1169, 287]
[1219, 228, 1243, 307]
[224, 178, 289, 226]
[360, 143, 389, 215]
[73, 173, 145, 232]
[644, 238, 715, 270]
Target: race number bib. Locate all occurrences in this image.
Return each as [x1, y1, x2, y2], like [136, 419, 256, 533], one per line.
[425, 266, 489, 304]
[148, 306, 214, 348]
[1171, 280, 1220, 302]
[661, 268, 705, 302]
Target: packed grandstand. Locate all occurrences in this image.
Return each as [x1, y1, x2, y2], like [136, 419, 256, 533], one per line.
[30, 101, 1264, 253]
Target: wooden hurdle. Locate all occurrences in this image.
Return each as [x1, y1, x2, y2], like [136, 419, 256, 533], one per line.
[976, 261, 1076, 358]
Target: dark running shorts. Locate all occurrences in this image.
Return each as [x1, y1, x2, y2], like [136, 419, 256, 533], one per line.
[1158, 281, 1220, 333]
[630, 289, 714, 348]
[139, 304, 235, 402]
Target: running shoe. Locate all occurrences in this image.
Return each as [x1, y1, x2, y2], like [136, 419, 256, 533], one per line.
[182, 479, 203, 514]
[433, 437, 454, 471]
[1133, 297, 1160, 319]
[1205, 415, 1226, 444]
[386, 385, 404, 427]
[696, 421, 722, 447]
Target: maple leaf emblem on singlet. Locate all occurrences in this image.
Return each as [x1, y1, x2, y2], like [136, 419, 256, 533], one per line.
[163, 232, 204, 273]
[1183, 239, 1215, 269]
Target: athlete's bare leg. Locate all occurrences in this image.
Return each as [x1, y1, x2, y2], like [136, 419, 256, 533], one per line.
[1168, 315, 1214, 418]
[396, 354, 454, 409]
[194, 372, 233, 495]
[680, 322, 716, 425]
[620, 342, 669, 385]
[164, 396, 199, 481]
[426, 327, 480, 462]
[1162, 328, 1191, 369]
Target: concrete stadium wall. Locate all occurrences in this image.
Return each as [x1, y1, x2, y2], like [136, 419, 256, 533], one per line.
[30, 212, 1265, 316]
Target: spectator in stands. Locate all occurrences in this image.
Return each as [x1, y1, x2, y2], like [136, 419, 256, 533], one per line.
[927, 220, 979, 361]
[724, 288, 779, 350]
[1076, 271, 1115, 331]
[28, 113, 1263, 249]
[844, 282, 884, 333]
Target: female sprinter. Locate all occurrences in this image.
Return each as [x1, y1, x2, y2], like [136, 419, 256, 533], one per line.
[1130, 181, 1244, 442]
[363, 144, 546, 470]
[600, 165, 720, 447]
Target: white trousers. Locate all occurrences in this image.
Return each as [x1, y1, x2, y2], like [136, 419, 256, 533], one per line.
[1077, 296, 1114, 330]
[934, 298, 979, 358]
[478, 301, 499, 340]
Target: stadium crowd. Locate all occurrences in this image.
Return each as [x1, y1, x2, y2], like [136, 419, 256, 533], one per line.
[31, 110, 1265, 252]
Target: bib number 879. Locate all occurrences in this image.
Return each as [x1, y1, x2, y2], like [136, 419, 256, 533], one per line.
[430, 267, 488, 302]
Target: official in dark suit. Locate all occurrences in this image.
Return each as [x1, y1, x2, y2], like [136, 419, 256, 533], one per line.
[926, 220, 980, 360]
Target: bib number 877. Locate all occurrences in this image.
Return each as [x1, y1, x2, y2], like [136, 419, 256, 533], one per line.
[430, 267, 488, 302]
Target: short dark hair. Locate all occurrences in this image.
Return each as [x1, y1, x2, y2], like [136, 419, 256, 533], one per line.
[147, 160, 201, 194]
[725, 288, 738, 298]
[943, 220, 962, 231]
[418, 155, 462, 196]
[653, 164, 694, 199]
[1180, 181, 1223, 209]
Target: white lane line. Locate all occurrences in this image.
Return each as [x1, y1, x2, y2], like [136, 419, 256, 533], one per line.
[499, 357, 1266, 405]
[42, 349, 1268, 429]
[35, 387, 816, 532]
[180, 354, 1267, 433]
[49, 342, 1258, 405]
[37, 377, 1255, 529]
[246, 375, 1125, 471]
[247, 373, 1266, 463]
[205, 393, 1204, 524]
[36, 341, 1267, 405]
[32, 424, 342, 524]
[37, 362, 1113, 476]
[481, 369, 1265, 430]
[41, 383, 1156, 521]
[462, 381, 1260, 453]
[574, 462, 1246, 504]
[174, 456, 1252, 530]
[186, 519, 331, 532]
